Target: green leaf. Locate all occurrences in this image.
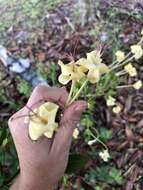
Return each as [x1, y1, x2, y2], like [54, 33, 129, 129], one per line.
[66, 154, 89, 174]
[96, 186, 102, 190]
[99, 128, 112, 142]
[109, 168, 123, 185]
[17, 78, 32, 97]
[85, 166, 124, 186]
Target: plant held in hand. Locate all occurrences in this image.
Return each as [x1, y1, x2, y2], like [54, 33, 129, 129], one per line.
[22, 29, 143, 160]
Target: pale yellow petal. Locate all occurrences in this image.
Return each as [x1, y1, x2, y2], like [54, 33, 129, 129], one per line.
[99, 150, 110, 162]
[76, 58, 88, 66]
[44, 131, 54, 138]
[87, 68, 100, 84]
[98, 63, 109, 74]
[44, 123, 58, 138]
[71, 66, 85, 81]
[124, 63, 137, 77]
[106, 96, 116, 106]
[76, 57, 94, 70]
[78, 65, 88, 73]
[133, 80, 142, 90]
[39, 102, 59, 122]
[73, 128, 79, 139]
[58, 60, 73, 75]
[29, 102, 59, 140]
[113, 106, 122, 114]
[58, 74, 71, 84]
[115, 51, 125, 62]
[131, 45, 143, 60]
[129, 68, 137, 77]
[29, 122, 48, 140]
[87, 50, 102, 65]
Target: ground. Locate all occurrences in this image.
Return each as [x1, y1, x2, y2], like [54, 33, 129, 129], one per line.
[0, 0, 143, 189]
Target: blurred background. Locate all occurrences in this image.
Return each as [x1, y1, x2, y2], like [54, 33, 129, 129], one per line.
[0, 0, 143, 189]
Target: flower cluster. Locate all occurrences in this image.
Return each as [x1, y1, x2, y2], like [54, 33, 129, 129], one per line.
[27, 29, 143, 161]
[58, 50, 109, 85]
[106, 96, 122, 114]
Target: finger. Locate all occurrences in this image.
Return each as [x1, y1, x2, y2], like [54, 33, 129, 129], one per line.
[27, 85, 68, 109]
[9, 108, 52, 151]
[8, 85, 68, 147]
[51, 100, 87, 153]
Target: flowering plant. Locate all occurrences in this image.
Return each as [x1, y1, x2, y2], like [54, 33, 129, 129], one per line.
[28, 30, 143, 161]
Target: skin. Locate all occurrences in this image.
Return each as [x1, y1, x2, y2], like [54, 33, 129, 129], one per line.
[9, 85, 87, 190]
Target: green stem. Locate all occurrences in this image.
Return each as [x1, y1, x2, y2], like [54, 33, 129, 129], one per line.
[90, 131, 108, 150]
[66, 81, 75, 106]
[116, 71, 127, 76]
[110, 55, 134, 71]
[109, 52, 131, 69]
[116, 84, 133, 89]
[109, 36, 143, 69]
[68, 79, 88, 105]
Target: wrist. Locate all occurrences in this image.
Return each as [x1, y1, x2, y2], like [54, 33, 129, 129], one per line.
[19, 173, 55, 190]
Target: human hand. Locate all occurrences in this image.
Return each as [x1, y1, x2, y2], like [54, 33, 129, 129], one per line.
[9, 85, 87, 190]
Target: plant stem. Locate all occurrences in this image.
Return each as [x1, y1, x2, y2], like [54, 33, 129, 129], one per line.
[66, 81, 75, 106]
[110, 55, 134, 71]
[109, 36, 143, 69]
[68, 79, 88, 105]
[116, 84, 133, 89]
[109, 52, 131, 69]
[116, 71, 127, 76]
[90, 131, 108, 150]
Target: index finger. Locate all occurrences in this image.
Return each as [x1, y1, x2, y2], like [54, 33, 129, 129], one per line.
[27, 85, 68, 109]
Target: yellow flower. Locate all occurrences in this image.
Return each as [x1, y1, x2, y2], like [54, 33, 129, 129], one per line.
[87, 68, 100, 84]
[115, 51, 125, 62]
[76, 51, 109, 84]
[86, 50, 103, 65]
[106, 96, 116, 106]
[131, 45, 143, 60]
[76, 51, 109, 72]
[141, 29, 143, 35]
[99, 150, 110, 162]
[124, 63, 137, 77]
[28, 102, 59, 140]
[133, 80, 142, 90]
[58, 60, 85, 84]
[113, 105, 122, 114]
[73, 128, 79, 139]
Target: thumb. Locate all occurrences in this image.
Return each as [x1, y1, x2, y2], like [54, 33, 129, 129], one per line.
[51, 101, 87, 151]
[61, 100, 87, 131]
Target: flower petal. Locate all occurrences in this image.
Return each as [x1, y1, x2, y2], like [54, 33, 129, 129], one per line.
[73, 128, 79, 139]
[98, 63, 109, 74]
[39, 102, 59, 123]
[87, 68, 100, 84]
[106, 96, 116, 106]
[58, 60, 73, 75]
[28, 102, 59, 140]
[113, 105, 122, 114]
[131, 45, 143, 60]
[133, 80, 142, 90]
[44, 123, 58, 138]
[76, 58, 91, 69]
[58, 74, 71, 85]
[29, 122, 48, 140]
[115, 51, 125, 62]
[87, 50, 102, 65]
[124, 63, 137, 77]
